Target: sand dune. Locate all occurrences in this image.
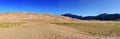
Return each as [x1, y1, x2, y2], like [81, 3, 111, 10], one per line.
[0, 12, 88, 39]
[0, 12, 118, 39]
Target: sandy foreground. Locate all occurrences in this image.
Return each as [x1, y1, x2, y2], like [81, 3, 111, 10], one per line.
[0, 21, 89, 39]
[0, 21, 119, 39]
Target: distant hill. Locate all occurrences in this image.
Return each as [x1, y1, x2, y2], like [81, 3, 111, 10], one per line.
[61, 13, 120, 21]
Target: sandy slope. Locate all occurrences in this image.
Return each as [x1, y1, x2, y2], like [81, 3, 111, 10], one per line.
[0, 21, 92, 39]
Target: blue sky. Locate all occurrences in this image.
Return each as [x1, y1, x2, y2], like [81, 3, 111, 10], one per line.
[0, 0, 41, 12]
[0, 0, 120, 16]
[58, 0, 120, 16]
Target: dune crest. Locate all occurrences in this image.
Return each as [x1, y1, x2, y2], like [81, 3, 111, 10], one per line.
[0, 12, 80, 22]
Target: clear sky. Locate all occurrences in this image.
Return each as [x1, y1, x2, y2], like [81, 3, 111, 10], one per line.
[0, 0, 41, 12]
[0, 0, 120, 16]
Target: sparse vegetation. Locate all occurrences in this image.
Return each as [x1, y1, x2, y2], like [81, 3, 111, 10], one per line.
[0, 22, 26, 28]
[53, 22, 120, 37]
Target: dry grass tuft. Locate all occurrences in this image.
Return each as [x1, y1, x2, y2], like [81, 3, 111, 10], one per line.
[0, 22, 25, 28]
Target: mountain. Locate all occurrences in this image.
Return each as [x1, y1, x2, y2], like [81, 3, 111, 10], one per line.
[61, 13, 120, 20]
